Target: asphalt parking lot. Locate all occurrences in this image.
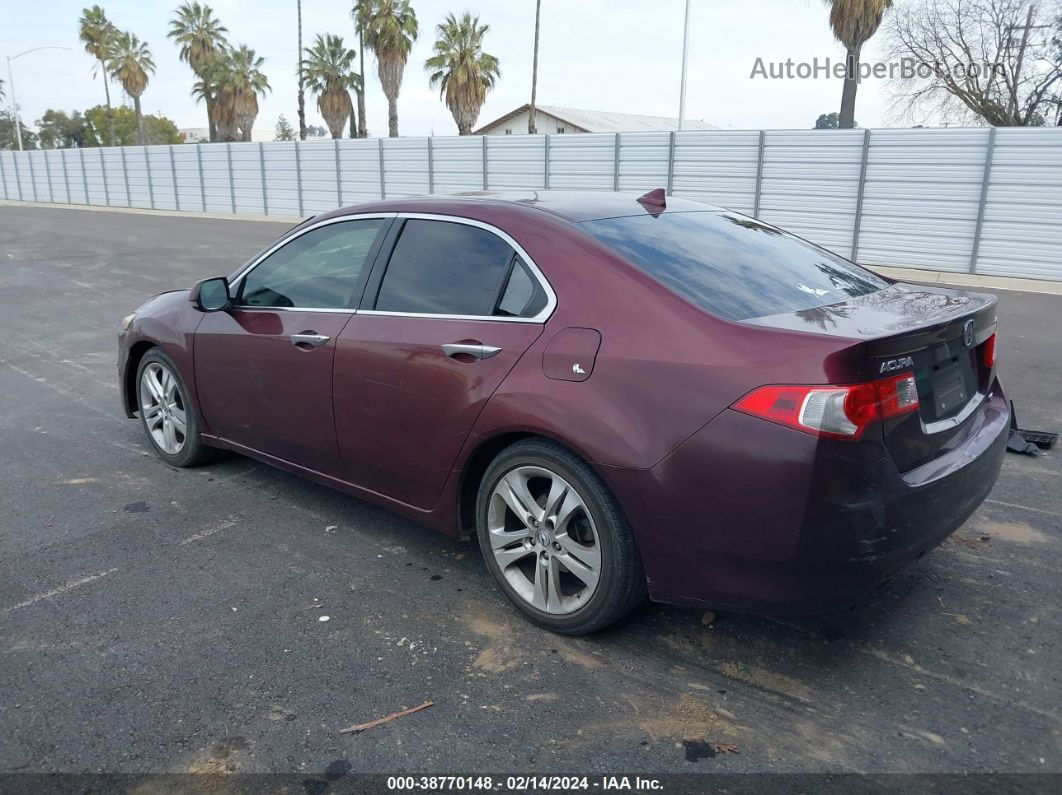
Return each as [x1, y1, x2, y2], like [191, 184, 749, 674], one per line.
[0, 204, 1059, 777]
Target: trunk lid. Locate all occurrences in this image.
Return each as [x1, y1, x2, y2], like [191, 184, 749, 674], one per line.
[744, 283, 999, 472]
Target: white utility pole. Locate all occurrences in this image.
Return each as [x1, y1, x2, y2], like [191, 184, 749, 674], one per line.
[678, 0, 691, 130]
[6, 56, 22, 151]
[6, 46, 71, 151]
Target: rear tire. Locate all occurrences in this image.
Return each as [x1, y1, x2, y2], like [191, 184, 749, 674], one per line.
[476, 438, 647, 634]
[136, 349, 216, 468]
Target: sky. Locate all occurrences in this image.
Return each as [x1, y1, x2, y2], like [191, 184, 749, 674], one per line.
[2, 0, 898, 137]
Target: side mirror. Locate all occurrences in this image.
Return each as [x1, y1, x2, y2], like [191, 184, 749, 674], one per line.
[190, 277, 231, 312]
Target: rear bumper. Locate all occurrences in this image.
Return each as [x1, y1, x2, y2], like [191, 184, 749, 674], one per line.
[607, 380, 1009, 615]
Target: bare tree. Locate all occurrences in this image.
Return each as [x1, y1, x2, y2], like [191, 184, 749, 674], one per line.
[1053, 7, 1062, 123]
[886, 0, 1062, 126]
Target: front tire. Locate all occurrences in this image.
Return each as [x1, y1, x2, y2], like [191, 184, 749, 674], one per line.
[476, 439, 647, 634]
[136, 349, 215, 467]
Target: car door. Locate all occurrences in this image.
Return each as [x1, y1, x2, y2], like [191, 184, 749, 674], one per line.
[333, 216, 554, 509]
[195, 216, 390, 476]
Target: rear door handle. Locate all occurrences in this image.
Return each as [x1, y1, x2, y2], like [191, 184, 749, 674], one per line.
[290, 333, 330, 348]
[442, 343, 502, 360]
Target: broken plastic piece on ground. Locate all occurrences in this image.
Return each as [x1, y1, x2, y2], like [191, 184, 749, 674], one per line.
[1017, 428, 1057, 450]
[1008, 430, 1040, 455]
[1006, 401, 1057, 456]
[339, 701, 433, 734]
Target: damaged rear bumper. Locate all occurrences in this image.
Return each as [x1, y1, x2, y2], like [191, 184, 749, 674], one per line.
[605, 381, 1010, 615]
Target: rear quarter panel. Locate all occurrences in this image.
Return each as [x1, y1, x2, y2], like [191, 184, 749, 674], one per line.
[462, 214, 874, 471]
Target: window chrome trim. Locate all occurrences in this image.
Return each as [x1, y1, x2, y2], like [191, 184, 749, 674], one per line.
[224, 211, 557, 323]
[358, 309, 543, 323]
[226, 212, 398, 304]
[227, 305, 359, 315]
[361, 212, 557, 323]
[921, 390, 986, 434]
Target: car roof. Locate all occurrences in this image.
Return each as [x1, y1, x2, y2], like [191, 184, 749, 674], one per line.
[328, 190, 725, 224]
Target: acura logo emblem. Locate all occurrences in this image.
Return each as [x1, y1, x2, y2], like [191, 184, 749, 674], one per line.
[963, 319, 975, 348]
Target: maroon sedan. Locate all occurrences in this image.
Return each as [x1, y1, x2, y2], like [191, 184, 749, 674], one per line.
[118, 191, 1008, 634]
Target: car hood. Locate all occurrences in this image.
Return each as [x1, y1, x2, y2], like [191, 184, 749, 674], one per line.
[134, 289, 190, 315]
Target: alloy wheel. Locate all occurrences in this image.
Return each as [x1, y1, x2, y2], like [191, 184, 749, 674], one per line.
[139, 362, 187, 455]
[487, 465, 602, 615]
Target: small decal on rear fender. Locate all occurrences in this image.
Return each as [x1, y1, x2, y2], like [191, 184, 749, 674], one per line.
[542, 328, 602, 382]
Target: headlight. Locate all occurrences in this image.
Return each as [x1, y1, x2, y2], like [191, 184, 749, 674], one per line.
[121, 313, 136, 331]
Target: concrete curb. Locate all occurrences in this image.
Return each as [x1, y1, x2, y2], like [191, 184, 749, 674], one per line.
[0, 199, 301, 225]
[3, 200, 1061, 296]
[869, 265, 1062, 297]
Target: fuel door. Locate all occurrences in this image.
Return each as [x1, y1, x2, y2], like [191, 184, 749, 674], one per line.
[542, 327, 602, 382]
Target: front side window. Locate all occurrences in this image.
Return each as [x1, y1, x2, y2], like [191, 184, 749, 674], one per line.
[375, 219, 531, 317]
[239, 219, 385, 309]
[581, 211, 887, 321]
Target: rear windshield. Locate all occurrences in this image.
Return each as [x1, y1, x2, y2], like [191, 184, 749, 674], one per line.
[580, 211, 887, 321]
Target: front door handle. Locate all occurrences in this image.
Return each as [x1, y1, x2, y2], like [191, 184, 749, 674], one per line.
[442, 343, 502, 360]
[290, 333, 330, 349]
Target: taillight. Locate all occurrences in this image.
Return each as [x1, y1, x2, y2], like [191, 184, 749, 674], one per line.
[983, 332, 997, 369]
[876, 372, 920, 419]
[733, 373, 920, 440]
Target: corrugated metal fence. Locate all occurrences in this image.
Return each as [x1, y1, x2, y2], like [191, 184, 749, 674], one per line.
[2, 127, 1061, 281]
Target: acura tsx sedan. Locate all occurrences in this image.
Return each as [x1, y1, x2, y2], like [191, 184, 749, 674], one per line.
[118, 190, 1008, 634]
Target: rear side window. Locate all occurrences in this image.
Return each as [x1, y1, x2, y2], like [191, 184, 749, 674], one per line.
[496, 256, 547, 318]
[580, 211, 887, 321]
[375, 219, 543, 318]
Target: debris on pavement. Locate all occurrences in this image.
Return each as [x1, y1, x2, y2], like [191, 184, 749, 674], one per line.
[1008, 430, 1041, 456]
[952, 533, 991, 549]
[1006, 401, 1057, 456]
[681, 739, 714, 762]
[713, 742, 740, 754]
[339, 701, 434, 734]
[319, 615, 330, 622]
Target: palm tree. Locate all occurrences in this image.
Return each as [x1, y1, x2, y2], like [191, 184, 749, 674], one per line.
[529, 0, 541, 134]
[223, 46, 271, 141]
[79, 5, 117, 146]
[108, 31, 155, 145]
[826, 0, 892, 129]
[362, 0, 418, 137]
[192, 46, 268, 142]
[424, 13, 500, 135]
[168, 2, 229, 142]
[297, 0, 307, 140]
[303, 34, 361, 139]
[351, 0, 371, 137]
[193, 61, 235, 140]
